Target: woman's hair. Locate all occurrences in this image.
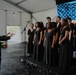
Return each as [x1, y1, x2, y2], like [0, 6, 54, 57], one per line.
[62, 19, 68, 26]
[47, 22, 53, 29]
[40, 21, 44, 28]
[66, 17, 72, 22]
[57, 16, 61, 20]
[35, 22, 41, 28]
[52, 22, 57, 28]
[31, 23, 34, 27]
[46, 17, 51, 20]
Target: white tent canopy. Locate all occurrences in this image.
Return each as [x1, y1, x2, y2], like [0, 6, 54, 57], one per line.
[0, 0, 23, 12]
[0, 0, 57, 43]
[2, 0, 56, 13]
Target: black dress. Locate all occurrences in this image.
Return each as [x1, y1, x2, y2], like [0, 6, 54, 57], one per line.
[33, 29, 42, 61]
[59, 26, 72, 70]
[44, 29, 54, 66]
[28, 29, 34, 55]
[69, 23, 74, 47]
[52, 28, 59, 67]
[73, 26, 76, 49]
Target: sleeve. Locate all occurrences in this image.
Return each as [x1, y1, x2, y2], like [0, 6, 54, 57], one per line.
[0, 36, 10, 41]
[65, 26, 69, 32]
[28, 29, 30, 35]
[74, 26, 76, 34]
[70, 23, 74, 30]
[53, 29, 56, 35]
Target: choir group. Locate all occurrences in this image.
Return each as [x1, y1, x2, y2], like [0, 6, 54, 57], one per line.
[27, 16, 76, 71]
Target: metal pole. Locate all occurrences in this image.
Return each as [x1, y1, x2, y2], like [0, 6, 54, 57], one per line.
[5, 10, 7, 34]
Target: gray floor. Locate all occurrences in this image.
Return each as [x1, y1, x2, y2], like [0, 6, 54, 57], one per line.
[0, 43, 76, 75]
[0, 43, 26, 75]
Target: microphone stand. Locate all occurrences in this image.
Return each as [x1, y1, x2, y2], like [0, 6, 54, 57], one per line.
[20, 21, 30, 75]
[51, 16, 57, 22]
[21, 21, 30, 57]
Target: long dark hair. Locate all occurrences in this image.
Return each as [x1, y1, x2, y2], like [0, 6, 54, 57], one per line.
[52, 22, 57, 29]
[35, 22, 41, 28]
[47, 22, 53, 29]
[62, 19, 68, 26]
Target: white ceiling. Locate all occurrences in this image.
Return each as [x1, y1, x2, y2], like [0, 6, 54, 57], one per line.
[20, 0, 56, 13]
[0, 0, 23, 12]
[0, 0, 56, 13]
[6, 0, 56, 13]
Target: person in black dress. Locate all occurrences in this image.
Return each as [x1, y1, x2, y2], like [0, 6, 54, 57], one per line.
[52, 22, 59, 67]
[73, 24, 76, 50]
[59, 19, 72, 70]
[0, 33, 13, 68]
[56, 16, 61, 50]
[43, 22, 55, 66]
[33, 22, 43, 62]
[27, 23, 34, 57]
[67, 17, 74, 48]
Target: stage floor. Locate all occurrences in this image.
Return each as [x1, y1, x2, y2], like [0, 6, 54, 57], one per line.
[0, 42, 76, 75]
[20, 56, 76, 75]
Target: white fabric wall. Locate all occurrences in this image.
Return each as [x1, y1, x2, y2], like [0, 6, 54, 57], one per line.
[21, 12, 31, 42]
[32, 8, 57, 26]
[0, 10, 6, 35]
[7, 11, 20, 26]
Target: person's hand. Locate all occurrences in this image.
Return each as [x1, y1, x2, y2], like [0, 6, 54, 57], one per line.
[59, 41, 62, 45]
[38, 41, 41, 45]
[33, 41, 35, 44]
[10, 33, 14, 37]
[51, 45, 54, 48]
[7, 33, 14, 37]
[43, 43, 45, 47]
[6, 32, 11, 36]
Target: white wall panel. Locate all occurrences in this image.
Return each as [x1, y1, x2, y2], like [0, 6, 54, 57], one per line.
[21, 12, 31, 42]
[0, 10, 6, 35]
[7, 11, 20, 26]
[32, 8, 57, 26]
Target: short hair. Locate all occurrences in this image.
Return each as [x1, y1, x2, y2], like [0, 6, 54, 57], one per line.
[57, 16, 61, 20]
[67, 17, 72, 21]
[46, 17, 51, 20]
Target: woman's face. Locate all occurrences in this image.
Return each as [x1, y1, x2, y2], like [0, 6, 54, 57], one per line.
[46, 23, 50, 29]
[35, 22, 38, 28]
[30, 23, 34, 28]
[61, 20, 65, 27]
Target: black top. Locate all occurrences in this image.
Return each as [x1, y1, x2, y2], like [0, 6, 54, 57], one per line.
[46, 29, 54, 45]
[53, 28, 58, 35]
[35, 29, 41, 42]
[60, 26, 69, 44]
[73, 26, 76, 35]
[69, 23, 74, 31]
[28, 29, 34, 42]
[57, 22, 61, 31]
